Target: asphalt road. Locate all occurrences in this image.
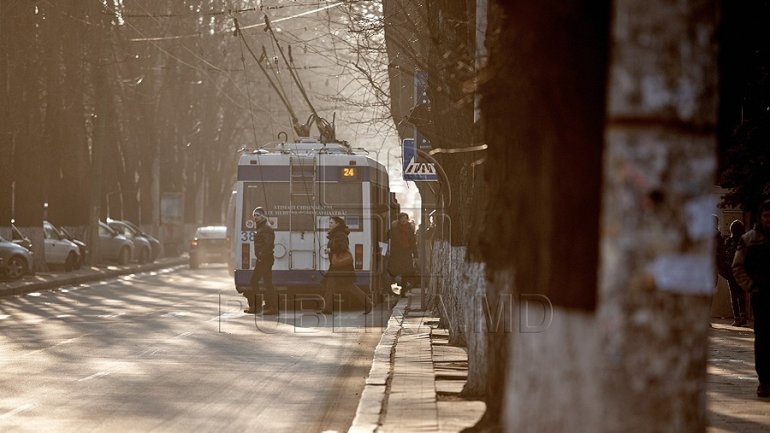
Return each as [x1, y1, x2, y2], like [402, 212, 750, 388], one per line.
[0, 265, 387, 433]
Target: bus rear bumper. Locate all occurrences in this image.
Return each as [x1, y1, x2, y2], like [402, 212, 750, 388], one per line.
[234, 269, 376, 290]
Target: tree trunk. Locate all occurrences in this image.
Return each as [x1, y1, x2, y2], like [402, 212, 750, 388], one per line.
[476, 0, 719, 431]
[86, 1, 112, 264]
[56, 0, 91, 226]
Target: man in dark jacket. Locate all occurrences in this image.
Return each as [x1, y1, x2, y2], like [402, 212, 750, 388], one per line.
[388, 212, 418, 297]
[245, 207, 277, 315]
[733, 199, 770, 398]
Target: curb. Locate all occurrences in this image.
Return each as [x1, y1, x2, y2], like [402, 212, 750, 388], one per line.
[348, 296, 409, 433]
[0, 258, 188, 297]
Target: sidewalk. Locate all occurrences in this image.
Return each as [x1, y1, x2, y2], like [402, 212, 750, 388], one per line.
[349, 289, 486, 433]
[707, 320, 770, 433]
[0, 256, 188, 297]
[352, 290, 770, 433]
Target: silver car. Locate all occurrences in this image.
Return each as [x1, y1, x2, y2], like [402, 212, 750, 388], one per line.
[43, 221, 81, 271]
[121, 220, 161, 262]
[0, 234, 34, 280]
[106, 219, 153, 264]
[51, 224, 88, 268]
[98, 222, 134, 265]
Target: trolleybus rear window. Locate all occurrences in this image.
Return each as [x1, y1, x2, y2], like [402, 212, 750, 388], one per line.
[242, 182, 363, 232]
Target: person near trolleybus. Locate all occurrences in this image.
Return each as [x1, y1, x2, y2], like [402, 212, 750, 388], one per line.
[244, 207, 278, 315]
[322, 216, 372, 314]
[732, 199, 770, 398]
[388, 212, 418, 297]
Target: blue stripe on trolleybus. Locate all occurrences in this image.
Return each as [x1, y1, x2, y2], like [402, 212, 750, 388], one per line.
[234, 269, 375, 289]
[237, 165, 372, 182]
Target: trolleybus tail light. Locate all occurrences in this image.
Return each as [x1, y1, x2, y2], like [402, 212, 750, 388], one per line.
[355, 244, 363, 270]
[241, 243, 250, 269]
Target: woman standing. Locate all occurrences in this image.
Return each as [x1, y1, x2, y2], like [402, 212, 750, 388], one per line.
[323, 216, 372, 314]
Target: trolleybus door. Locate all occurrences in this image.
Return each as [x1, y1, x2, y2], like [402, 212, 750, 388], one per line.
[288, 155, 318, 270]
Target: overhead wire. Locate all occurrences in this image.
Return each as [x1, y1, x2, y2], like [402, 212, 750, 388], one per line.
[262, 43, 298, 132]
[41, 0, 257, 119]
[233, 17, 307, 137]
[116, 1, 390, 152]
[93, 0, 256, 113]
[225, 2, 271, 223]
[264, 14, 334, 141]
[235, 20, 265, 152]
[118, 0, 372, 127]
[126, 1, 344, 42]
[115, 1, 325, 18]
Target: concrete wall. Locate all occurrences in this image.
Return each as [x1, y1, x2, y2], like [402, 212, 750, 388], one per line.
[425, 240, 488, 397]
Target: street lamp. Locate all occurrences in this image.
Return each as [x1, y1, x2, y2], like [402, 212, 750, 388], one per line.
[11, 181, 15, 223]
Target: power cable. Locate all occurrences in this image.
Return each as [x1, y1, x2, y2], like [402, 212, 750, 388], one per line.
[126, 2, 344, 42]
[224, 3, 271, 216]
[93, 0, 254, 112]
[264, 15, 325, 134]
[233, 17, 307, 137]
[236, 27, 263, 154]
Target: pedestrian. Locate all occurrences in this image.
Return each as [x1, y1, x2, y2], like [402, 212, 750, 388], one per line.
[732, 199, 770, 398]
[721, 219, 747, 326]
[388, 212, 418, 298]
[322, 216, 371, 314]
[244, 207, 278, 315]
[715, 214, 725, 288]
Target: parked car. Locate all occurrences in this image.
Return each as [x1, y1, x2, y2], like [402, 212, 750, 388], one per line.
[189, 226, 229, 269]
[98, 221, 134, 265]
[54, 225, 88, 268]
[120, 220, 161, 262]
[11, 224, 32, 252]
[106, 219, 153, 264]
[42, 221, 81, 271]
[0, 234, 34, 280]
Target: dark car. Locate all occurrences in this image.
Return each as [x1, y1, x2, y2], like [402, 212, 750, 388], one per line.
[0, 234, 34, 280]
[121, 220, 161, 262]
[189, 226, 229, 269]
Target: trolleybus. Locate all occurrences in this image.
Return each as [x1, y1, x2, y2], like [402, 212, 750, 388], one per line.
[232, 138, 391, 300]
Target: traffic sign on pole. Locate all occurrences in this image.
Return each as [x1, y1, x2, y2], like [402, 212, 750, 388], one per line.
[402, 138, 438, 181]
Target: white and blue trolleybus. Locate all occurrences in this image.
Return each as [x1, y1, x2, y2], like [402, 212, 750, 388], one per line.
[233, 138, 391, 299]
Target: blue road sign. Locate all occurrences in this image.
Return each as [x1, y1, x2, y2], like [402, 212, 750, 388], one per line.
[403, 138, 438, 181]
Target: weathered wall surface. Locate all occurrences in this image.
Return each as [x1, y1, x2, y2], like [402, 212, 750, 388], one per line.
[425, 240, 488, 397]
[460, 257, 488, 398]
[500, 0, 719, 431]
[503, 309, 602, 432]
